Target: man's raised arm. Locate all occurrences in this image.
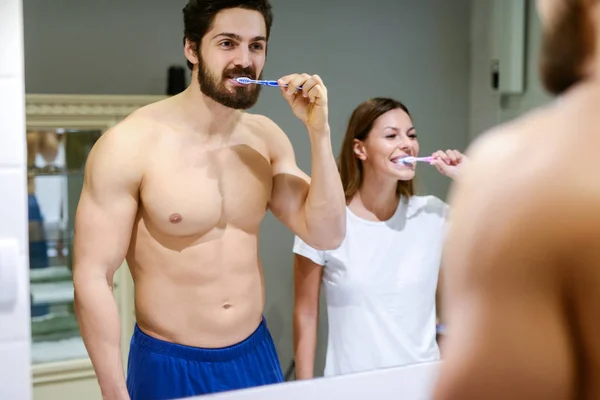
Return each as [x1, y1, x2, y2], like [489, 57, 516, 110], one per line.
[268, 73, 346, 250]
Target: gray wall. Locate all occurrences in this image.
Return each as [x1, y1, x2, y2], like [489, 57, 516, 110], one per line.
[24, 0, 472, 377]
[468, 0, 502, 140]
[497, 0, 552, 123]
[468, 0, 553, 141]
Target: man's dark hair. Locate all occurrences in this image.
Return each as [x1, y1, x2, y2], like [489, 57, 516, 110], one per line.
[182, 0, 274, 70]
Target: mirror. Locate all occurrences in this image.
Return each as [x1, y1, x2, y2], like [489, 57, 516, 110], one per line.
[21, 0, 554, 399]
[28, 128, 101, 365]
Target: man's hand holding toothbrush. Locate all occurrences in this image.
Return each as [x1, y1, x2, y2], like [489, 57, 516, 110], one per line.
[277, 73, 329, 137]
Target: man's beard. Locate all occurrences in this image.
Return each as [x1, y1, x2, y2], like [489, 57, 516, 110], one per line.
[539, 0, 595, 96]
[197, 56, 262, 110]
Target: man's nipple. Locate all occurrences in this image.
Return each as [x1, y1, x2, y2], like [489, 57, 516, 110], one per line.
[169, 213, 182, 224]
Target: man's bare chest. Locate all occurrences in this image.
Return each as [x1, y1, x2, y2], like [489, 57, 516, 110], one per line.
[138, 139, 273, 238]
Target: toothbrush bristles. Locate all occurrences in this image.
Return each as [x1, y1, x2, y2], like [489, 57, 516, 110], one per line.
[400, 156, 436, 165]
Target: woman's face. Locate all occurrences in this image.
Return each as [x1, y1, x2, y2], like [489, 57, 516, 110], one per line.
[354, 108, 419, 181]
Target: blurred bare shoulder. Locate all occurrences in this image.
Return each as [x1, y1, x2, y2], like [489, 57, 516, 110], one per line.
[433, 105, 579, 400]
[435, 88, 600, 399]
[447, 111, 543, 222]
[448, 91, 600, 255]
[443, 103, 581, 281]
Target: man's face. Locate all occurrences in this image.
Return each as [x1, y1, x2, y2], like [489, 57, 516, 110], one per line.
[537, 0, 596, 95]
[191, 8, 267, 109]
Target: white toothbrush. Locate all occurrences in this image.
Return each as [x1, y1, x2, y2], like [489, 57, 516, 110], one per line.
[400, 156, 436, 165]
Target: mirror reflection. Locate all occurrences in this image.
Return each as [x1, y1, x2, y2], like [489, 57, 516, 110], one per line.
[27, 129, 102, 365]
[21, 0, 551, 399]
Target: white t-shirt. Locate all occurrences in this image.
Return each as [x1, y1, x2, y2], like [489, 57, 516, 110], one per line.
[293, 195, 449, 377]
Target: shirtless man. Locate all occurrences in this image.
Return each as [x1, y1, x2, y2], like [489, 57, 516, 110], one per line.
[433, 1, 600, 399]
[72, 1, 346, 399]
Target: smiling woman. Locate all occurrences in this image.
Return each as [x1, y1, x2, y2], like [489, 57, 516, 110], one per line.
[339, 98, 418, 199]
[292, 97, 467, 379]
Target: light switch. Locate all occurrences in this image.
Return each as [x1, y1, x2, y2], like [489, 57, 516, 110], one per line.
[0, 238, 19, 312]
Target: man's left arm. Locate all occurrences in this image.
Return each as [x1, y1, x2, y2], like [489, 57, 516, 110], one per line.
[265, 116, 345, 250]
[266, 73, 346, 250]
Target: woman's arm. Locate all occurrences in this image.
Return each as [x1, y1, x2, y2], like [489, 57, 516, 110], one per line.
[436, 266, 446, 350]
[293, 254, 324, 379]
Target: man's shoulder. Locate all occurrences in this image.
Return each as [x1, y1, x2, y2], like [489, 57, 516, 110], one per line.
[103, 105, 165, 145]
[451, 104, 599, 255]
[467, 86, 600, 178]
[243, 113, 292, 160]
[467, 108, 541, 165]
[88, 112, 162, 173]
[461, 105, 556, 193]
[465, 94, 598, 198]
[244, 113, 286, 138]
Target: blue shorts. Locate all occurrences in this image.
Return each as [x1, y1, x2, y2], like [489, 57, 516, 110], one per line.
[126, 317, 284, 399]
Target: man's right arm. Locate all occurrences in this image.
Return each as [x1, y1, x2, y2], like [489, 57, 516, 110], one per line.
[72, 122, 145, 400]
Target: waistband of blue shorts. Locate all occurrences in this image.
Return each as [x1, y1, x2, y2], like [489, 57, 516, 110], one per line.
[131, 316, 269, 362]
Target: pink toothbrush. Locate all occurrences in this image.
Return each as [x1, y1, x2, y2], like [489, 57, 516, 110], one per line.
[401, 156, 437, 165]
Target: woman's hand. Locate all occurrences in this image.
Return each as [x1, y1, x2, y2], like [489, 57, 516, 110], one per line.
[430, 149, 468, 180]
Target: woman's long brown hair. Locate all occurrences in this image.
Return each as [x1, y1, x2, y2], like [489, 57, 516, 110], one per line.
[337, 97, 415, 201]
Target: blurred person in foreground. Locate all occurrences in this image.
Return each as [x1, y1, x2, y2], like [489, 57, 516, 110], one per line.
[434, 1, 600, 399]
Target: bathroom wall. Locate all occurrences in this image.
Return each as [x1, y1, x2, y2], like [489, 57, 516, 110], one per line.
[468, 0, 553, 141]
